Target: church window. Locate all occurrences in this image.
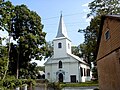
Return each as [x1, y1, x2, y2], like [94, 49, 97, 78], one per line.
[68, 43, 70, 49]
[59, 61, 62, 68]
[58, 42, 62, 48]
[47, 72, 50, 79]
[87, 69, 90, 76]
[80, 67, 83, 77]
[84, 68, 86, 76]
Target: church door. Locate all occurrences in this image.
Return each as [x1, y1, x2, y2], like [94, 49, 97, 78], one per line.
[70, 75, 76, 82]
[59, 73, 63, 82]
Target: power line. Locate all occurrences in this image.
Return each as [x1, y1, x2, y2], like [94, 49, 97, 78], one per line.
[42, 12, 88, 20]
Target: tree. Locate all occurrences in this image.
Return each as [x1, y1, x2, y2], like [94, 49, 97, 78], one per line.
[0, 0, 15, 80]
[0, 43, 8, 80]
[45, 41, 53, 58]
[71, 46, 82, 57]
[0, 1, 47, 79]
[9, 4, 46, 78]
[79, 0, 120, 79]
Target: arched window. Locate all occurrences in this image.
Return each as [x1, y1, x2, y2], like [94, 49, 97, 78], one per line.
[59, 61, 62, 68]
[47, 72, 50, 79]
[58, 42, 62, 48]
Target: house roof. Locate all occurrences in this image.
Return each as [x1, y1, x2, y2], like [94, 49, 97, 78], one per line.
[56, 14, 68, 38]
[96, 15, 120, 60]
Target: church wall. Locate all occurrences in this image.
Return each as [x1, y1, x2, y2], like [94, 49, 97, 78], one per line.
[51, 63, 59, 82]
[53, 39, 67, 58]
[45, 14, 91, 83]
[69, 62, 79, 82]
[45, 58, 91, 82]
[65, 39, 71, 54]
[53, 38, 71, 58]
[45, 64, 52, 81]
[63, 62, 70, 82]
[80, 64, 91, 82]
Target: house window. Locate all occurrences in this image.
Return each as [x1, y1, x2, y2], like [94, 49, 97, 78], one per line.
[58, 43, 62, 48]
[59, 61, 62, 68]
[105, 30, 110, 40]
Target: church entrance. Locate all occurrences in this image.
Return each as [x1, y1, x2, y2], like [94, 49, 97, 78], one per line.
[59, 73, 63, 82]
[70, 75, 76, 83]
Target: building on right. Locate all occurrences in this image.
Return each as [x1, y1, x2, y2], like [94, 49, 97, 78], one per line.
[96, 15, 120, 90]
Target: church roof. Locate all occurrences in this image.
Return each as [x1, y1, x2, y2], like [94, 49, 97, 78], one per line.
[44, 53, 88, 65]
[68, 53, 87, 64]
[56, 14, 68, 38]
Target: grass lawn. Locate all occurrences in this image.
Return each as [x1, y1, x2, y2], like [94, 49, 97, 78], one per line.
[60, 81, 98, 88]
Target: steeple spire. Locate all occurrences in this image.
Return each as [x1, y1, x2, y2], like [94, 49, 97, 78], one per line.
[56, 14, 68, 38]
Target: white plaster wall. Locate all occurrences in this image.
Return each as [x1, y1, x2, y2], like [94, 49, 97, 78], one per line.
[53, 38, 71, 58]
[51, 64, 58, 82]
[45, 55, 91, 82]
[80, 64, 91, 82]
[45, 65, 52, 81]
[66, 39, 71, 54]
[69, 62, 79, 82]
[45, 57, 80, 82]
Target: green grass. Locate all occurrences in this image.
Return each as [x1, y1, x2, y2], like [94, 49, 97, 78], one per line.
[60, 81, 98, 88]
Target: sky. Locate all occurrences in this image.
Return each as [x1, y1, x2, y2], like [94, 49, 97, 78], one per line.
[2, 0, 93, 66]
[9, 0, 93, 46]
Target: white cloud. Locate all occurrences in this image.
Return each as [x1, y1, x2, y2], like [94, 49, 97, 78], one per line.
[31, 58, 47, 66]
[82, 3, 88, 7]
[83, 8, 90, 13]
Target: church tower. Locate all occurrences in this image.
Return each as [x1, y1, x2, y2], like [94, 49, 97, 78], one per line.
[53, 14, 71, 58]
[45, 14, 91, 83]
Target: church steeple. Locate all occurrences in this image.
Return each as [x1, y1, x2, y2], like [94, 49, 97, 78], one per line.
[56, 14, 68, 38]
[53, 14, 71, 58]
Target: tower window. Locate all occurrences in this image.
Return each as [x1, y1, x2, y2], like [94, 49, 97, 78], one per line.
[68, 43, 70, 49]
[58, 42, 62, 48]
[59, 61, 62, 68]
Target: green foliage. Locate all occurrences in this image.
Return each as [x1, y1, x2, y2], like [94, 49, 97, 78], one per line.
[79, 0, 120, 78]
[47, 81, 98, 90]
[23, 79, 36, 86]
[0, 45, 8, 80]
[0, 75, 36, 89]
[1, 0, 47, 79]
[47, 82, 61, 90]
[44, 41, 53, 58]
[19, 62, 39, 79]
[37, 66, 45, 72]
[72, 46, 82, 58]
[0, 76, 22, 89]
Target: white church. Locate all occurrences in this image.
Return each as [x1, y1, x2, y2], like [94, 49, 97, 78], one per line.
[45, 14, 91, 83]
